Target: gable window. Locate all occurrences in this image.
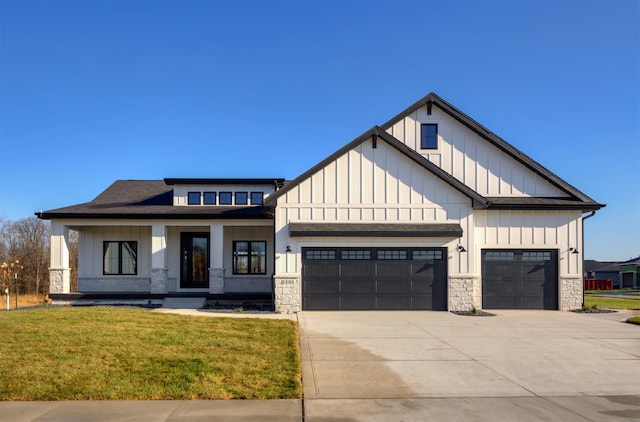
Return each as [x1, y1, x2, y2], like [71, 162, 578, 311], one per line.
[187, 192, 201, 205]
[235, 192, 248, 205]
[421, 123, 438, 149]
[233, 241, 266, 274]
[203, 192, 216, 205]
[250, 192, 264, 205]
[219, 192, 232, 205]
[103, 241, 137, 275]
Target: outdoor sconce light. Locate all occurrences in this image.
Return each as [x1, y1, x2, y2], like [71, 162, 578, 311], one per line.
[569, 247, 579, 254]
[456, 245, 466, 253]
[285, 245, 292, 253]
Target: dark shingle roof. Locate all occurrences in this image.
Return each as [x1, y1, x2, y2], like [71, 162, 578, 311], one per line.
[37, 180, 273, 220]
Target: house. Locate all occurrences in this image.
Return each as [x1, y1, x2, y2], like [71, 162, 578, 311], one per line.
[584, 260, 621, 287]
[619, 256, 640, 288]
[38, 92, 604, 312]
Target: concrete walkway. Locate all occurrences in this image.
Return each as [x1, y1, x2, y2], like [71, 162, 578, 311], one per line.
[1, 309, 639, 421]
[299, 309, 640, 421]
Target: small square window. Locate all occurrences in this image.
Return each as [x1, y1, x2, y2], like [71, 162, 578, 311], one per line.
[421, 123, 438, 149]
[250, 192, 264, 205]
[235, 192, 248, 205]
[219, 192, 232, 205]
[203, 192, 216, 205]
[187, 192, 201, 205]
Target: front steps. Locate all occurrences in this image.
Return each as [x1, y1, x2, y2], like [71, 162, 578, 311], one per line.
[162, 297, 206, 309]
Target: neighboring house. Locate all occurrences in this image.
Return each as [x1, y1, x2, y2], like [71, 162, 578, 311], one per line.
[619, 256, 640, 289]
[584, 260, 621, 287]
[38, 92, 604, 312]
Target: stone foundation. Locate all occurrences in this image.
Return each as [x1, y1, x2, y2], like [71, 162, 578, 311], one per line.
[560, 276, 583, 310]
[448, 274, 480, 312]
[209, 268, 225, 294]
[150, 268, 168, 294]
[273, 275, 301, 314]
[49, 268, 71, 293]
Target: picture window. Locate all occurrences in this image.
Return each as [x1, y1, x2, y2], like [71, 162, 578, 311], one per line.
[103, 241, 137, 275]
[203, 192, 216, 205]
[233, 241, 266, 274]
[235, 192, 248, 205]
[250, 192, 264, 205]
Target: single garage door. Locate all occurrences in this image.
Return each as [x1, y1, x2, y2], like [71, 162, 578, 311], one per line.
[302, 247, 447, 310]
[482, 249, 558, 310]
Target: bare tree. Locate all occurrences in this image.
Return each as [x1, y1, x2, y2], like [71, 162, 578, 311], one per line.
[0, 217, 50, 295]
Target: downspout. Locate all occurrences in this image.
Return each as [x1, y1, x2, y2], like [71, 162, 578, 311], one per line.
[581, 211, 597, 307]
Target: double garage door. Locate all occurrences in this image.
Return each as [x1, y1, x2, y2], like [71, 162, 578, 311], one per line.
[302, 247, 447, 310]
[302, 247, 559, 311]
[482, 249, 558, 310]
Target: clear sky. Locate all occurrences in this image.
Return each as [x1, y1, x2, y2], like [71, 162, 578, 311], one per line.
[0, 0, 638, 261]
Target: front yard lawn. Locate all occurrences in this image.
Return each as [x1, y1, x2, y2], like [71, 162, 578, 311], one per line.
[0, 307, 301, 400]
[584, 296, 640, 310]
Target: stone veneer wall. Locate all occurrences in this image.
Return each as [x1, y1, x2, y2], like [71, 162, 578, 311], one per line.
[274, 275, 301, 314]
[49, 268, 71, 293]
[448, 274, 480, 312]
[560, 276, 583, 310]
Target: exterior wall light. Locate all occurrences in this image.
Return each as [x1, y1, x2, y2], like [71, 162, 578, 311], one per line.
[456, 245, 466, 253]
[285, 245, 292, 253]
[569, 247, 579, 254]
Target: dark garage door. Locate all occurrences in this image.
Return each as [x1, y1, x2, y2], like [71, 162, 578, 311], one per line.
[482, 249, 558, 310]
[302, 247, 447, 310]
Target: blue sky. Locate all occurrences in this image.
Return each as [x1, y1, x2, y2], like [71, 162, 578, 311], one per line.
[0, 0, 638, 261]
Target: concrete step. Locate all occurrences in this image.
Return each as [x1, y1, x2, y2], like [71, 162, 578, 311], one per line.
[162, 297, 206, 309]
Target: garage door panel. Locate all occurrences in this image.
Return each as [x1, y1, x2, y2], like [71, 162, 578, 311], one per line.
[303, 294, 340, 310]
[341, 262, 375, 277]
[304, 278, 340, 294]
[377, 278, 411, 293]
[377, 295, 412, 310]
[341, 279, 375, 294]
[341, 294, 376, 310]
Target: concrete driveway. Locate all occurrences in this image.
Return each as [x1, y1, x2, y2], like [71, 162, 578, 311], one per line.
[299, 310, 640, 421]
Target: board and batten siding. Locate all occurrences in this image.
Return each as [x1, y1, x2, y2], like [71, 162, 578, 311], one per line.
[78, 226, 151, 292]
[275, 137, 474, 276]
[474, 209, 583, 276]
[386, 105, 568, 198]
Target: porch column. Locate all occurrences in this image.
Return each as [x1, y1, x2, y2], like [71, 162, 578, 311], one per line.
[49, 221, 70, 293]
[150, 223, 168, 294]
[209, 224, 224, 294]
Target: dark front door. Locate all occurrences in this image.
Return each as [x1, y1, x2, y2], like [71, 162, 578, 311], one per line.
[180, 232, 210, 289]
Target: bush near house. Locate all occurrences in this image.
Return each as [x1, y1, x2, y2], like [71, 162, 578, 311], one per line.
[0, 307, 302, 400]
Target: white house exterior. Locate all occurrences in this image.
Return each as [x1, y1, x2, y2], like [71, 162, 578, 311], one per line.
[39, 93, 604, 312]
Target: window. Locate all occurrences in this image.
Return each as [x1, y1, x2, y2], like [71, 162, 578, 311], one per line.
[341, 250, 371, 260]
[235, 192, 248, 205]
[219, 192, 232, 205]
[523, 251, 552, 261]
[485, 251, 515, 261]
[250, 192, 264, 205]
[305, 250, 336, 260]
[412, 250, 443, 260]
[421, 123, 438, 149]
[103, 241, 137, 275]
[187, 192, 201, 205]
[233, 241, 266, 274]
[377, 250, 408, 260]
[203, 192, 216, 205]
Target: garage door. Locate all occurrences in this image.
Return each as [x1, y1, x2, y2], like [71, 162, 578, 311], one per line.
[482, 249, 558, 310]
[302, 247, 447, 310]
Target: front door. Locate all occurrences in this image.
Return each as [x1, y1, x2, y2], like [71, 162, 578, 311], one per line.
[180, 232, 209, 289]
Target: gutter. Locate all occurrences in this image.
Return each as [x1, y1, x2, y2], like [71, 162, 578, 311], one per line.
[581, 210, 597, 307]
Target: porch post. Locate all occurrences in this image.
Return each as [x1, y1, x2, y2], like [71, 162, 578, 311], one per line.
[209, 224, 224, 294]
[49, 221, 70, 293]
[150, 223, 168, 294]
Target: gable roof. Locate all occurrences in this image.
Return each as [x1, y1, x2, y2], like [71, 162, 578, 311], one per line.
[264, 126, 490, 208]
[381, 92, 604, 210]
[37, 180, 273, 220]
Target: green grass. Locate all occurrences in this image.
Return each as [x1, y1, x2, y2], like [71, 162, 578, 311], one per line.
[627, 316, 640, 325]
[584, 296, 640, 310]
[0, 307, 301, 400]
